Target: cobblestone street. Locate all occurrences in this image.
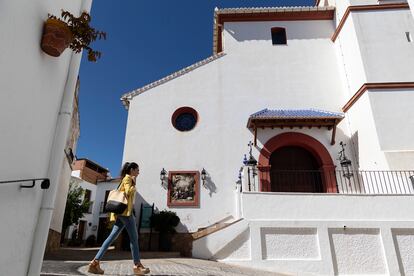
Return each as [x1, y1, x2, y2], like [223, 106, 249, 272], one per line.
[42, 258, 288, 276]
[41, 248, 287, 276]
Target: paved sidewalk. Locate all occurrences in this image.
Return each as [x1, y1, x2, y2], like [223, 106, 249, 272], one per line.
[42, 258, 287, 276]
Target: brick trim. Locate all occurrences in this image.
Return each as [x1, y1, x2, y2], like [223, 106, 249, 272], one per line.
[342, 82, 414, 112]
[331, 3, 410, 42]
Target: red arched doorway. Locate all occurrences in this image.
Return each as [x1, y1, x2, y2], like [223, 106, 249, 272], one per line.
[258, 132, 337, 193]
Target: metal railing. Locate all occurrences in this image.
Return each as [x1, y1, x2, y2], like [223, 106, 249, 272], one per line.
[333, 170, 414, 194]
[249, 170, 414, 194]
[0, 178, 50, 189]
[270, 170, 324, 193]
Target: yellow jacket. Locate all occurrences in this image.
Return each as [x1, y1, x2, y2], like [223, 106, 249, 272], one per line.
[110, 174, 136, 221]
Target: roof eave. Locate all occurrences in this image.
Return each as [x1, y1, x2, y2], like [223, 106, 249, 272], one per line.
[120, 52, 226, 109]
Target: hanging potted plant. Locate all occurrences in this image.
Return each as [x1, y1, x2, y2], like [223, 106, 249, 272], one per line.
[41, 10, 106, 61]
[150, 210, 180, 251]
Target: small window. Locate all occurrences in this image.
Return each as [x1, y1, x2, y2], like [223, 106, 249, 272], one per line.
[172, 107, 198, 132]
[271, 27, 287, 45]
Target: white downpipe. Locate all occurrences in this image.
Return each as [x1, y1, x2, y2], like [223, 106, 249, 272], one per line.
[27, 1, 92, 275]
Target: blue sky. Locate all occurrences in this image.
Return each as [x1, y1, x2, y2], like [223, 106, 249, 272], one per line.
[77, 0, 313, 176]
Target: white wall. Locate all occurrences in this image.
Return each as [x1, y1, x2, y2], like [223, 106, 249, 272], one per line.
[334, 13, 367, 96]
[353, 9, 414, 83]
[80, 180, 98, 240]
[241, 192, 414, 221]
[124, 20, 348, 232]
[335, 6, 414, 170]
[66, 177, 99, 240]
[0, 1, 86, 275]
[369, 89, 414, 151]
[50, 159, 72, 232]
[224, 219, 413, 275]
[193, 192, 414, 275]
[409, 0, 414, 20]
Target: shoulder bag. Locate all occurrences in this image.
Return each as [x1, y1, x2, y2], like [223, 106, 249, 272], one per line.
[104, 182, 128, 214]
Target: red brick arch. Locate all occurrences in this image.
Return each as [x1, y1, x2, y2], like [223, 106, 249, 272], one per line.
[258, 132, 337, 193]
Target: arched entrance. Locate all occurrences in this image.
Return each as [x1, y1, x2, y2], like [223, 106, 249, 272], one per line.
[270, 146, 323, 192]
[258, 132, 337, 193]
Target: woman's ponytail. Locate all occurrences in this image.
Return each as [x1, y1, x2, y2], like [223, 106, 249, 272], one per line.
[120, 162, 138, 178]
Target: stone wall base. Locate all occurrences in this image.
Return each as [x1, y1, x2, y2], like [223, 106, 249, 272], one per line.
[45, 229, 61, 254]
[114, 231, 193, 257]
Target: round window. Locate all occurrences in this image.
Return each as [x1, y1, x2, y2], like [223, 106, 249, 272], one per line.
[172, 107, 198, 132]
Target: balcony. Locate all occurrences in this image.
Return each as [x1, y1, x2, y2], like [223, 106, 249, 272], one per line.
[242, 169, 414, 194]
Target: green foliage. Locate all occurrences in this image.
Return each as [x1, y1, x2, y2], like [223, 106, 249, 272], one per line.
[150, 210, 180, 234]
[61, 181, 90, 238]
[48, 10, 106, 62]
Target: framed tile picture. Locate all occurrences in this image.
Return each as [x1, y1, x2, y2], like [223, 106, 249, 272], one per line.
[168, 171, 200, 207]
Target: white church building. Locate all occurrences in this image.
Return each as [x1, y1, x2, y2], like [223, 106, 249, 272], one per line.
[121, 1, 414, 275]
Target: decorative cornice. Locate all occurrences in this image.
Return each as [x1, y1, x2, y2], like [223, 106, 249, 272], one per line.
[331, 3, 410, 42]
[120, 52, 226, 109]
[342, 82, 414, 112]
[213, 6, 335, 54]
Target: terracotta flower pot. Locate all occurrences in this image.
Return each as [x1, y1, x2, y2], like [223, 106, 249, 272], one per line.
[41, 18, 73, 57]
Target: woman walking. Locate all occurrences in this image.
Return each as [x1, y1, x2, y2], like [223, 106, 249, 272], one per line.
[88, 162, 150, 275]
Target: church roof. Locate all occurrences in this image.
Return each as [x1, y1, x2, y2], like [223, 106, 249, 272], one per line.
[249, 108, 344, 120]
[120, 52, 226, 109]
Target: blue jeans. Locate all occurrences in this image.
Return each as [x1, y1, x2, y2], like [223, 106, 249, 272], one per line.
[94, 215, 140, 264]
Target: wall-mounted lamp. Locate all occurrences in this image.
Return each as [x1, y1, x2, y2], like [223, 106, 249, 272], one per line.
[338, 141, 353, 179]
[201, 168, 207, 188]
[160, 168, 167, 187]
[246, 141, 257, 166]
[243, 154, 248, 165]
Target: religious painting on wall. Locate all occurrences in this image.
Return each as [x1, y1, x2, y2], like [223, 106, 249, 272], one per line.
[168, 171, 200, 207]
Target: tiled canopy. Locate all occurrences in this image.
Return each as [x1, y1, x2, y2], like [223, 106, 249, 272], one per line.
[247, 108, 344, 146]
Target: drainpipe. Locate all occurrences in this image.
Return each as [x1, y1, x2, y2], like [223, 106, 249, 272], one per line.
[27, 1, 92, 275]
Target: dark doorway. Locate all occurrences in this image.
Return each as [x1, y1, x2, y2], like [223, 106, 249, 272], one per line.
[78, 220, 86, 241]
[269, 146, 323, 192]
[97, 217, 110, 245]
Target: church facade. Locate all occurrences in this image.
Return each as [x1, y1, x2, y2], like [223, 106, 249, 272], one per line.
[121, 1, 414, 274]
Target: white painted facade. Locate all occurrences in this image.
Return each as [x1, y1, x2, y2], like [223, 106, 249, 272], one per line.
[65, 175, 119, 242]
[121, 3, 414, 275]
[123, 18, 349, 232]
[0, 0, 91, 275]
[66, 176, 98, 241]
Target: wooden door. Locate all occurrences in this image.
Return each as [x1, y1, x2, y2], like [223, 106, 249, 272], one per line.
[270, 146, 323, 192]
[78, 220, 86, 241]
